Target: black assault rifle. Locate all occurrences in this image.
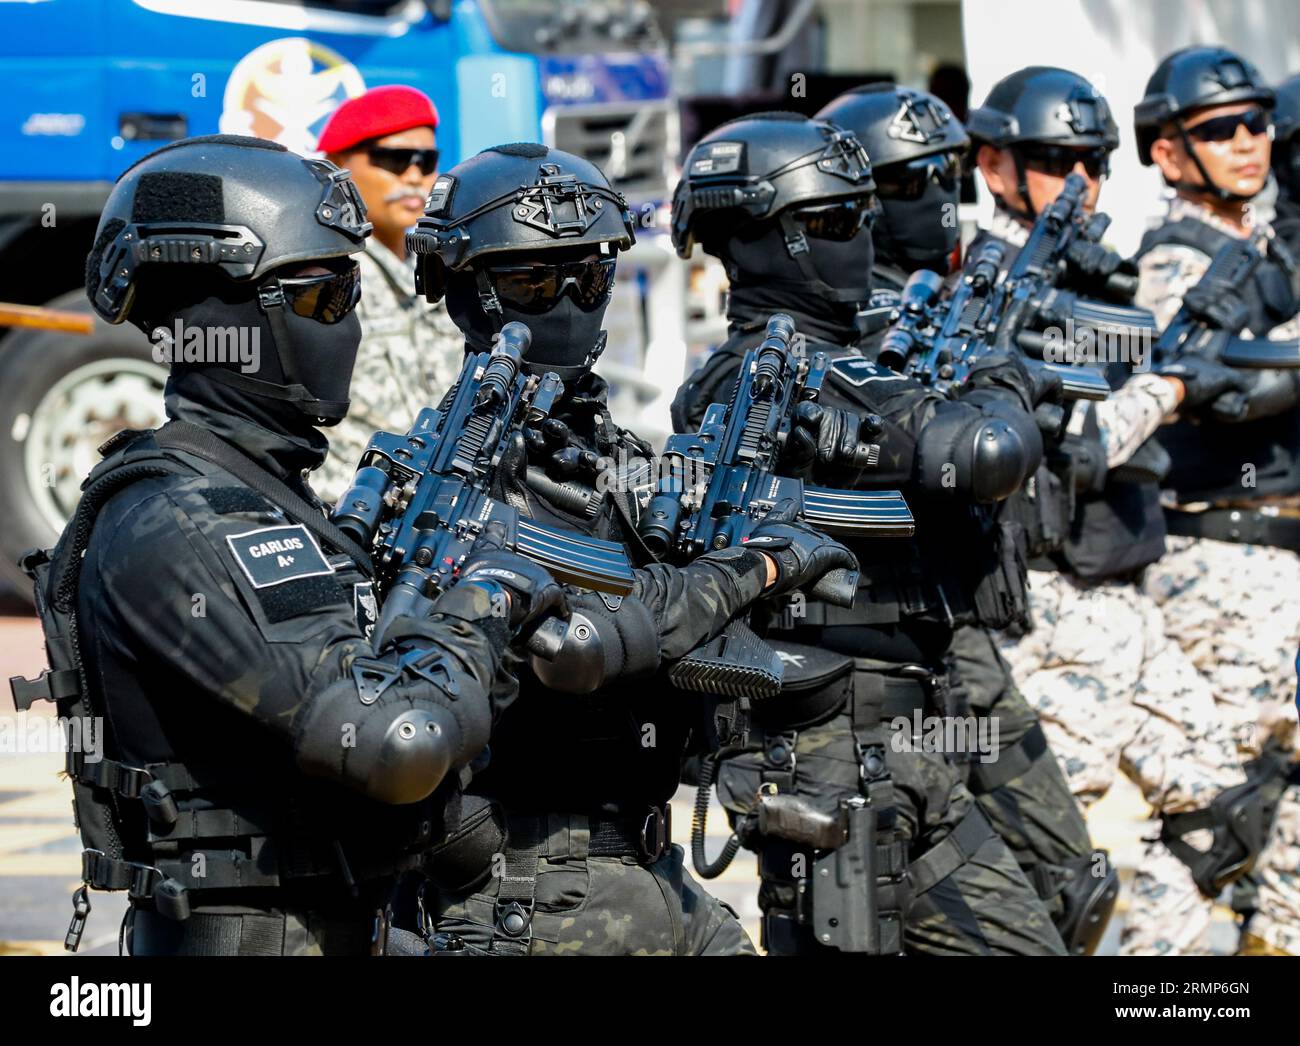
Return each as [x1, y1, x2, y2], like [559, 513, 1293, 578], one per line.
[879, 172, 1157, 407]
[640, 313, 915, 700]
[331, 322, 633, 658]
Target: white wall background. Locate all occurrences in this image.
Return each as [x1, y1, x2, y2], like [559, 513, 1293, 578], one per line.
[962, 0, 1300, 255]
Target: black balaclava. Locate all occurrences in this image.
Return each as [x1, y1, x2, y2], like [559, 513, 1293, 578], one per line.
[443, 248, 613, 380]
[874, 180, 961, 275]
[140, 274, 361, 480]
[723, 214, 875, 345]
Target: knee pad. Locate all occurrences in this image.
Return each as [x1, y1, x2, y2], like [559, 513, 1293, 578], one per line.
[1049, 850, 1120, 956]
[1161, 777, 1272, 899]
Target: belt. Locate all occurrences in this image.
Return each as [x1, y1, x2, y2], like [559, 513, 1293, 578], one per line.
[1165, 506, 1300, 551]
[850, 665, 932, 724]
[505, 807, 672, 865]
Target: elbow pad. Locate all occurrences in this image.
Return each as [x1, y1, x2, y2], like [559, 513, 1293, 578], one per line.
[529, 592, 660, 694]
[293, 645, 493, 805]
[915, 400, 1040, 502]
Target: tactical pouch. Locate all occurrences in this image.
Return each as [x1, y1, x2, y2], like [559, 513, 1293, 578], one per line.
[421, 795, 508, 892]
[966, 513, 1030, 631]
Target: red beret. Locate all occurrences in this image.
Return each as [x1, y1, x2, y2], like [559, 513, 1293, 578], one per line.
[317, 85, 439, 154]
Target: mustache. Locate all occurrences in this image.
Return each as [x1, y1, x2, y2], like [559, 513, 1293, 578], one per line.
[384, 187, 426, 203]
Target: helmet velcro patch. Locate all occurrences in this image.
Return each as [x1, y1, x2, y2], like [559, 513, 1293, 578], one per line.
[132, 172, 223, 224]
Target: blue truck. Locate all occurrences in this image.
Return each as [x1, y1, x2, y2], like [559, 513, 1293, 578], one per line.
[0, 0, 674, 594]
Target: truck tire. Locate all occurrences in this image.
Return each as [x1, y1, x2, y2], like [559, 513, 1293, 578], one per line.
[0, 291, 166, 599]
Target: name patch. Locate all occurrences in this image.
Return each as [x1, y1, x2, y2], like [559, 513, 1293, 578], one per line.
[225, 525, 334, 589]
[830, 356, 903, 388]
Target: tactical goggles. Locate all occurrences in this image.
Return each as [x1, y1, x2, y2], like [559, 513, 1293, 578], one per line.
[1018, 143, 1111, 179]
[273, 263, 362, 324]
[366, 145, 440, 177]
[1184, 107, 1272, 144]
[791, 197, 876, 241]
[486, 256, 617, 312]
[874, 152, 963, 201]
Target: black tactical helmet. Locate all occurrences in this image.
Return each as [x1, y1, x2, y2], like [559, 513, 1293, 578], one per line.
[817, 83, 969, 169]
[816, 85, 968, 273]
[968, 67, 1117, 219]
[409, 143, 636, 378]
[672, 113, 876, 302]
[1135, 45, 1274, 169]
[968, 67, 1119, 151]
[87, 134, 369, 327]
[85, 134, 370, 425]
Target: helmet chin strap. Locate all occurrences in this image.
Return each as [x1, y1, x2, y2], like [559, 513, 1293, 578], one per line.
[1009, 148, 1038, 222]
[775, 211, 872, 305]
[1173, 120, 1258, 203]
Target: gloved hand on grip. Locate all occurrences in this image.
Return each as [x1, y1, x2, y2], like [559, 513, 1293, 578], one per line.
[743, 498, 858, 598]
[781, 402, 883, 478]
[459, 522, 569, 630]
[1157, 354, 1250, 410]
[962, 352, 1043, 411]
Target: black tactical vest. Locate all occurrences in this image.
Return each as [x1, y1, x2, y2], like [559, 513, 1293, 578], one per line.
[1136, 214, 1300, 503]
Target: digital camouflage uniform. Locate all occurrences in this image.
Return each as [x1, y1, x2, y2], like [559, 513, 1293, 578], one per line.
[999, 570, 1245, 954]
[975, 203, 1249, 955]
[315, 239, 464, 504]
[1136, 195, 1300, 955]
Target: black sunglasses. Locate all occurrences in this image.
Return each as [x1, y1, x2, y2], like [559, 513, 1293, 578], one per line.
[791, 197, 876, 241]
[487, 257, 616, 313]
[1184, 107, 1272, 144]
[1018, 143, 1111, 180]
[273, 263, 362, 324]
[366, 145, 440, 177]
[874, 152, 963, 201]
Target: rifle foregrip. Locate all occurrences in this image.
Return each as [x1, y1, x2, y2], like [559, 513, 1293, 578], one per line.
[809, 567, 859, 608]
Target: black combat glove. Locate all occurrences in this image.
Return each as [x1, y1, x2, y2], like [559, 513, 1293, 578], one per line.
[1157, 354, 1250, 410]
[743, 498, 858, 598]
[458, 522, 568, 630]
[781, 402, 883, 478]
[1182, 281, 1251, 332]
[1064, 242, 1139, 301]
[962, 352, 1050, 410]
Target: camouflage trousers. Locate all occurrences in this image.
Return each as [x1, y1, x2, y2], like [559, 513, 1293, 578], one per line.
[426, 840, 755, 956]
[717, 699, 1066, 955]
[998, 570, 1246, 955]
[1144, 536, 1300, 955]
[948, 624, 1095, 918]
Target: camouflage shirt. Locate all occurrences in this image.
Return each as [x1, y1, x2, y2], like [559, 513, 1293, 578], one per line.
[316, 239, 465, 505]
[1134, 195, 1300, 338]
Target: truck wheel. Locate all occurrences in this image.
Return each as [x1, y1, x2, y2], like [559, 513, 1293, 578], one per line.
[0, 291, 167, 599]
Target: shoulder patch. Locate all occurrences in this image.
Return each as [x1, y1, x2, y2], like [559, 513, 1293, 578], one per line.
[829, 356, 903, 388]
[201, 486, 275, 515]
[225, 524, 333, 589]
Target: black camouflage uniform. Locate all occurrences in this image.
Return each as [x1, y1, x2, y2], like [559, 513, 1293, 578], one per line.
[817, 84, 1098, 933]
[399, 143, 857, 954]
[671, 113, 1066, 955]
[16, 136, 549, 956]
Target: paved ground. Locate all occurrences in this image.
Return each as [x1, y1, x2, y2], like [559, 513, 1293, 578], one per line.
[0, 608, 1240, 956]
